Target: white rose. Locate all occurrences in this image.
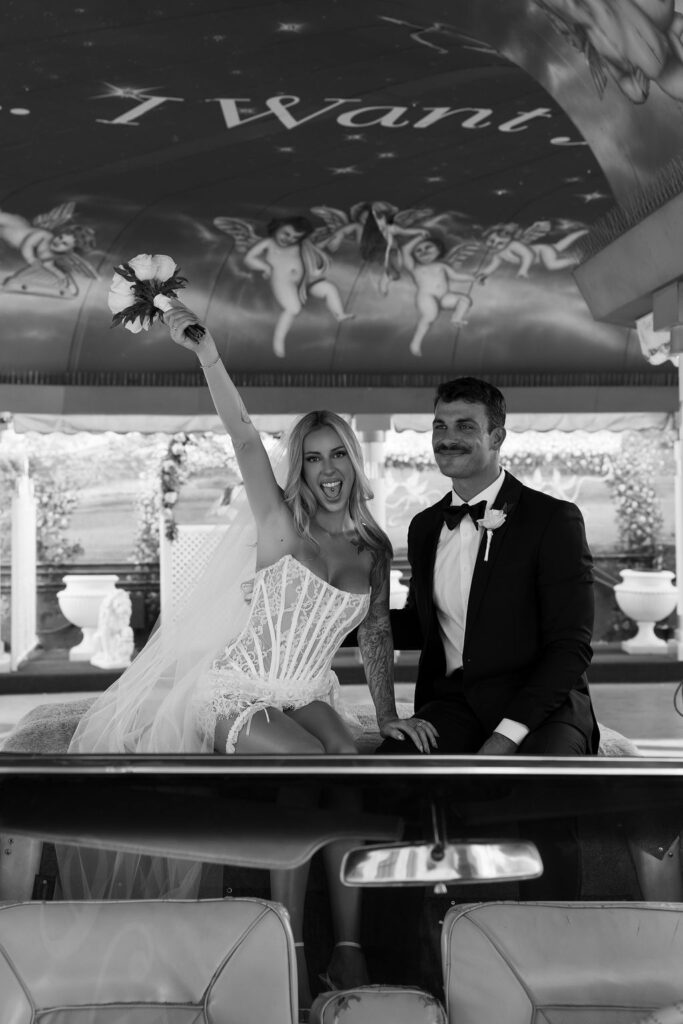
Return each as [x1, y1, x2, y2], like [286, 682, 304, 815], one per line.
[163, 491, 178, 506]
[478, 508, 506, 531]
[124, 316, 151, 334]
[150, 254, 177, 281]
[107, 272, 136, 315]
[128, 253, 176, 282]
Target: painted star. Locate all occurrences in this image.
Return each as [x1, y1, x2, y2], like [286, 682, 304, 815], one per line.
[277, 22, 305, 32]
[563, 176, 582, 183]
[378, 152, 397, 159]
[94, 83, 163, 102]
[578, 191, 607, 203]
[277, 146, 295, 152]
[211, 34, 226, 42]
[329, 166, 361, 175]
[493, 188, 511, 196]
[345, 133, 365, 142]
[426, 176, 445, 183]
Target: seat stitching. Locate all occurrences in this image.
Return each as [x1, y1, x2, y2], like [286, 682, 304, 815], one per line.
[202, 903, 294, 1019]
[0, 942, 37, 1015]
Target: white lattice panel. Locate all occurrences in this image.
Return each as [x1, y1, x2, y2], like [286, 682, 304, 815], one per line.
[159, 522, 229, 622]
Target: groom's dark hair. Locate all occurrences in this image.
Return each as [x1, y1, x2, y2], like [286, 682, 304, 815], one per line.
[434, 377, 506, 432]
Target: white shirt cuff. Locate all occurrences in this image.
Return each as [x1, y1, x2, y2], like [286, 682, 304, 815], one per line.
[495, 718, 530, 746]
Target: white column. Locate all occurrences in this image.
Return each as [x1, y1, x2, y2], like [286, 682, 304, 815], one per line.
[10, 470, 37, 670]
[353, 414, 391, 530]
[675, 365, 683, 660]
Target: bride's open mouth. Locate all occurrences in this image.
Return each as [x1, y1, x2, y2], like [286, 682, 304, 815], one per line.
[320, 480, 343, 500]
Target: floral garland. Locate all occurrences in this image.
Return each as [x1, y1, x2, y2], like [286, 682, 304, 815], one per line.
[385, 430, 674, 557]
[160, 432, 194, 540]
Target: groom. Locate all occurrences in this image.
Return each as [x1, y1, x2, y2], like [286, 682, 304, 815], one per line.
[380, 376, 599, 758]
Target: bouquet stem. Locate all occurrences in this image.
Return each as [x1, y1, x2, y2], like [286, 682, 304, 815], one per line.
[153, 294, 205, 341]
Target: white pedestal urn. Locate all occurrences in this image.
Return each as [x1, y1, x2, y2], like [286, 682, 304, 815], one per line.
[57, 575, 120, 662]
[613, 569, 678, 655]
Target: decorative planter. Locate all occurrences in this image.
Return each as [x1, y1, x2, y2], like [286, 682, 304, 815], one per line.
[613, 569, 678, 655]
[57, 574, 120, 662]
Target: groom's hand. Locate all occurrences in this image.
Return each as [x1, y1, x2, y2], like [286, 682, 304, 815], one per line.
[478, 732, 518, 756]
[380, 716, 439, 753]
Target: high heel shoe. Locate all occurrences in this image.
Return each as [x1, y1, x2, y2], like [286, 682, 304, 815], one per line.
[318, 940, 365, 991]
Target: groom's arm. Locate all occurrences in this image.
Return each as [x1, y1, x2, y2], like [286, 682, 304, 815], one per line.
[499, 501, 594, 735]
[388, 519, 424, 650]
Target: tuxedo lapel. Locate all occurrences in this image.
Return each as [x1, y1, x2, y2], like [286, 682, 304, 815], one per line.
[465, 473, 523, 638]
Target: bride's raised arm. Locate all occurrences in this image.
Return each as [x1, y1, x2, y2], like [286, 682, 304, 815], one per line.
[163, 302, 281, 522]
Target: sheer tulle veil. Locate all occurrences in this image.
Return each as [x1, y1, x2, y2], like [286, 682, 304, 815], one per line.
[69, 432, 290, 755]
[58, 433, 290, 898]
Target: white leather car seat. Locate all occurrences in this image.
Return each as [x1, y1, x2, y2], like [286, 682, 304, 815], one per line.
[0, 896, 297, 1023]
[442, 901, 683, 1024]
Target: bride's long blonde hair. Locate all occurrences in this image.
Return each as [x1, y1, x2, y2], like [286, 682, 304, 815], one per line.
[283, 410, 392, 557]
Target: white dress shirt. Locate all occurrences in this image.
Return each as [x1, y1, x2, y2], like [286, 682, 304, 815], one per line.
[432, 470, 529, 746]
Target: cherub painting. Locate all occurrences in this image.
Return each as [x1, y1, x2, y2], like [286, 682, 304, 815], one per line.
[536, 0, 683, 103]
[473, 220, 588, 281]
[214, 214, 352, 357]
[312, 201, 433, 294]
[0, 202, 98, 297]
[401, 232, 477, 356]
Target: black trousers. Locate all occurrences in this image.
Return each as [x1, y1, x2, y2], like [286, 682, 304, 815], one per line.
[377, 670, 589, 757]
[376, 672, 588, 899]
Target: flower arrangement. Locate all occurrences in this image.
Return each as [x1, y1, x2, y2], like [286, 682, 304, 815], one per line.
[606, 433, 667, 563]
[34, 480, 84, 564]
[132, 485, 162, 563]
[107, 253, 204, 338]
[160, 432, 194, 541]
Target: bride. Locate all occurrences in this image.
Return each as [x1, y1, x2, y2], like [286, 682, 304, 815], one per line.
[68, 300, 437, 1002]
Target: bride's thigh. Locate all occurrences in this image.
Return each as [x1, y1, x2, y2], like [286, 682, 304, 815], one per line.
[286, 702, 358, 754]
[215, 707, 325, 754]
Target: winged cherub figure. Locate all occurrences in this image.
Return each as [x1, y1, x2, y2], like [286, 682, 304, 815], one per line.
[311, 201, 434, 295]
[0, 202, 97, 296]
[474, 220, 588, 282]
[401, 231, 478, 356]
[213, 214, 352, 357]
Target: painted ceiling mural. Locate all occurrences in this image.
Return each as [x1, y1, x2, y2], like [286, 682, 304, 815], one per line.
[2, 0, 683, 407]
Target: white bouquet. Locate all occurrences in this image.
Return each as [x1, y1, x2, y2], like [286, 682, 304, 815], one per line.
[107, 253, 204, 340]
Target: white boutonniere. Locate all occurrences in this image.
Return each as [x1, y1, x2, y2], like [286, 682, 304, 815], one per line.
[477, 507, 507, 562]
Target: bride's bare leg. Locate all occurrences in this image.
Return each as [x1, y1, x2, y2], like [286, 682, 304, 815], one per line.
[214, 708, 327, 1006]
[271, 862, 313, 1007]
[285, 709, 368, 986]
[286, 701, 358, 754]
[214, 707, 326, 755]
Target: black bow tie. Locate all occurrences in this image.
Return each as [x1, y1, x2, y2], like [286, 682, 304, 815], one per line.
[442, 500, 487, 531]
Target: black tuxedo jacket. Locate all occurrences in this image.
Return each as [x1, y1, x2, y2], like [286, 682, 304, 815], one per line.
[391, 471, 600, 753]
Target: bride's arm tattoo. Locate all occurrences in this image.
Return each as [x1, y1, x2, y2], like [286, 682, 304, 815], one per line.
[357, 549, 398, 726]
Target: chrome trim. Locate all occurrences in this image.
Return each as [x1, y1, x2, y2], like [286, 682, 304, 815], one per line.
[0, 755, 683, 776]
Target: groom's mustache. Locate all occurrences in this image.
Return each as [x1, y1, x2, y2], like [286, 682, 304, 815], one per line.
[435, 443, 470, 454]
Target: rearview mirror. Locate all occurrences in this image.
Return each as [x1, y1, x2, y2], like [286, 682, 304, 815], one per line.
[342, 839, 543, 887]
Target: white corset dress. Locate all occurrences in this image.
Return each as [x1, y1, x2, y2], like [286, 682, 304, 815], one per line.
[193, 553, 370, 752]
